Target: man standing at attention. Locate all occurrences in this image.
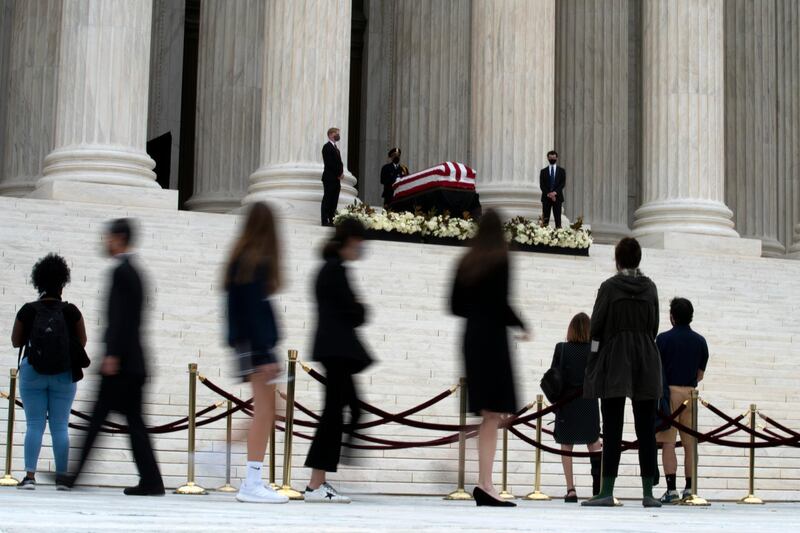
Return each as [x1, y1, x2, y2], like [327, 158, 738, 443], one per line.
[380, 147, 408, 208]
[656, 297, 710, 504]
[321, 127, 344, 226]
[539, 150, 566, 228]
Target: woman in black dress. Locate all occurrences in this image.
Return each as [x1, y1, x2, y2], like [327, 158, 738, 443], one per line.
[582, 237, 662, 508]
[451, 210, 529, 507]
[303, 218, 372, 503]
[550, 312, 601, 502]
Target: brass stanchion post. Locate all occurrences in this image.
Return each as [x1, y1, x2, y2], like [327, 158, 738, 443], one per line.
[681, 390, 709, 506]
[175, 363, 207, 494]
[498, 426, 515, 499]
[445, 377, 472, 500]
[738, 404, 764, 504]
[0, 369, 20, 487]
[277, 350, 303, 500]
[269, 422, 278, 490]
[216, 399, 236, 492]
[525, 394, 550, 500]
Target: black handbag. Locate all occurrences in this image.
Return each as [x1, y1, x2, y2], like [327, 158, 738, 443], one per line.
[540, 344, 565, 403]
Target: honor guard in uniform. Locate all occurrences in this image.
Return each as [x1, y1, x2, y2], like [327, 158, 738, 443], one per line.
[380, 147, 409, 207]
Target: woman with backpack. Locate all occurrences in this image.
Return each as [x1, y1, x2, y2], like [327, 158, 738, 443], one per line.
[11, 253, 89, 490]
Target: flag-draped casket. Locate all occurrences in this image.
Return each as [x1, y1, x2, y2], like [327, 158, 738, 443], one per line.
[389, 162, 481, 216]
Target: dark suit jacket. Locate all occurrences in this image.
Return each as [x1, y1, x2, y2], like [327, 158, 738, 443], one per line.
[539, 165, 566, 203]
[225, 261, 279, 352]
[380, 162, 403, 203]
[322, 141, 343, 182]
[105, 256, 146, 376]
[311, 253, 372, 373]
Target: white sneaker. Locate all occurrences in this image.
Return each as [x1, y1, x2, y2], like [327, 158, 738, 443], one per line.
[304, 482, 351, 503]
[236, 481, 289, 504]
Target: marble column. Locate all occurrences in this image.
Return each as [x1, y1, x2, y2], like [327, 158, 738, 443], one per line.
[391, 0, 470, 172]
[633, 0, 758, 254]
[33, 0, 176, 209]
[185, 0, 262, 213]
[555, 0, 630, 243]
[244, 0, 356, 219]
[470, 0, 555, 218]
[0, 0, 61, 197]
[723, 0, 783, 256]
[777, 0, 800, 258]
[0, 1, 13, 184]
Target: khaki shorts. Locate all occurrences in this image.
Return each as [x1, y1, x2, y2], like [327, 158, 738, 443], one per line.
[657, 385, 695, 444]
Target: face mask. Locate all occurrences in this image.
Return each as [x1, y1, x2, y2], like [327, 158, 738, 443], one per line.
[333, 134, 341, 142]
[392, 157, 400, 164]
[548, 159, 557, 165]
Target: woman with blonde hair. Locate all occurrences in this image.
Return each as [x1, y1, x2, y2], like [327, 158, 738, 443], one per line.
[550, 312, 601, 502]
[224, 202, 288, 504]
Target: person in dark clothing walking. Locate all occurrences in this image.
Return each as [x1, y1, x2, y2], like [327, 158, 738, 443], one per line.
[656, 297, 709, 504]
[582, 237, 663, 508]
[550, 312, 601, 502]
[68, 219, 164, 495]
[321, 127, 344, 226]
[303, 218, 372, 503]
[451, 210, 529, 507]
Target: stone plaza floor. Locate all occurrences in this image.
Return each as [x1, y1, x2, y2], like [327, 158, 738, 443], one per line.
[0, 487, 798, 532]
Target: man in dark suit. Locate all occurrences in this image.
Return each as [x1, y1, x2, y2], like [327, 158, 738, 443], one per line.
[539, 150, 566, 228]
[68, 218, 164, 495]
[380, 147, 409, 207]
[321, 127, 344, 226]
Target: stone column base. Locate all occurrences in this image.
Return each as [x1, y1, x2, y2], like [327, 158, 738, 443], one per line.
[29, 181, 178, 210]
[0, 179, 35, 198]
[635, 231, 762, 257]
[586, 222, 631, 245]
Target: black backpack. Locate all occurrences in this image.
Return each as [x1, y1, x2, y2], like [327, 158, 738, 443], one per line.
[23, 302, 71, 375]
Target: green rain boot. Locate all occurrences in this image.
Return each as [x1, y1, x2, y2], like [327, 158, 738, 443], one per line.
[642, 476, 663, 508]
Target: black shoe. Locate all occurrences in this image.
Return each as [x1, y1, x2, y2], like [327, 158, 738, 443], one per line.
[581, 495, 618, 507]
[124, 484, 166, 496]
[642, 495, 662, 508]
[564, 488, 578, 503]
[55, 475, 72, 491]
[473, 487, 516, 507]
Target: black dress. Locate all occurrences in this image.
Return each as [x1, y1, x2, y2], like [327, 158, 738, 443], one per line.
[551, 342, 600, 445]
[451, 259, 525, 415]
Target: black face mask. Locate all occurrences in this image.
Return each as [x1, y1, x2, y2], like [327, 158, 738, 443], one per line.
[548, 159, 557, 165]
[333, 134, 341, 142]
[392, 157, 400, 164]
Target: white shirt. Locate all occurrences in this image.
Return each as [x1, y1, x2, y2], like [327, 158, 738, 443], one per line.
[549, 164, 557, 176]
[328, 138, 337, 149]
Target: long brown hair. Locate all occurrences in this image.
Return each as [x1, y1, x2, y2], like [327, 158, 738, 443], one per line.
[566, 312, 591, 343]
[224, 202, 282, 292]
[456, 210, 508, 285]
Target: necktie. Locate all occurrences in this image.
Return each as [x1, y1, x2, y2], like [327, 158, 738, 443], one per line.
[549, 166, 555, 190]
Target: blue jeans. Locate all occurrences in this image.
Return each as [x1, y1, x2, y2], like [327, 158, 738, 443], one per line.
[18, 358, 76, 475]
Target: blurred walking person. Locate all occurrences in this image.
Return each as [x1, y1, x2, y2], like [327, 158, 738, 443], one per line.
[582, 237, 662, 508]
[67, 219, 164, 495]
[11, 254, 89, 490]
[451, 210, 529, 507]
[303, 218, 372, 503]
[549, 312, 601, 502]
[224, 202, 288, 504]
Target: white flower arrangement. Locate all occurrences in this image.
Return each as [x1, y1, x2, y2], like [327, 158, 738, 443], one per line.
[333, 204, 592, 250]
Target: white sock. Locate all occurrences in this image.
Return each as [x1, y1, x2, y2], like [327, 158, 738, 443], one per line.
[246, 461, 263, 486]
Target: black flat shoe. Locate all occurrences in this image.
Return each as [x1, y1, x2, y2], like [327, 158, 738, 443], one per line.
[564, 488, 578, 503]
[581, 495, 618, 507]
[642, 495, 662, 508]
[473, 487, 516, 507]
[124, 484, 165, 496]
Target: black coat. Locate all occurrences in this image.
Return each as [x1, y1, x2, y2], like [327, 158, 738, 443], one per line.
[105, 256, 146, 377]
[451, 259, 525, 415]
[321, 141, 343, 182]
[311, 254, 372, 373]
[380, 162, 403, 203]
[551, 342, 600, 444]
[584, 271, 662, 400]
[539, 165, 566, 203]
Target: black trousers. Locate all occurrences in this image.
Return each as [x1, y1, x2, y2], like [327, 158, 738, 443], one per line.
[321, 179, 341, 225]
[304, 363, 361, 473]
[73, 375, 163, 488]
[600, 397, 657, 479]
[542, 197, 563, 228]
